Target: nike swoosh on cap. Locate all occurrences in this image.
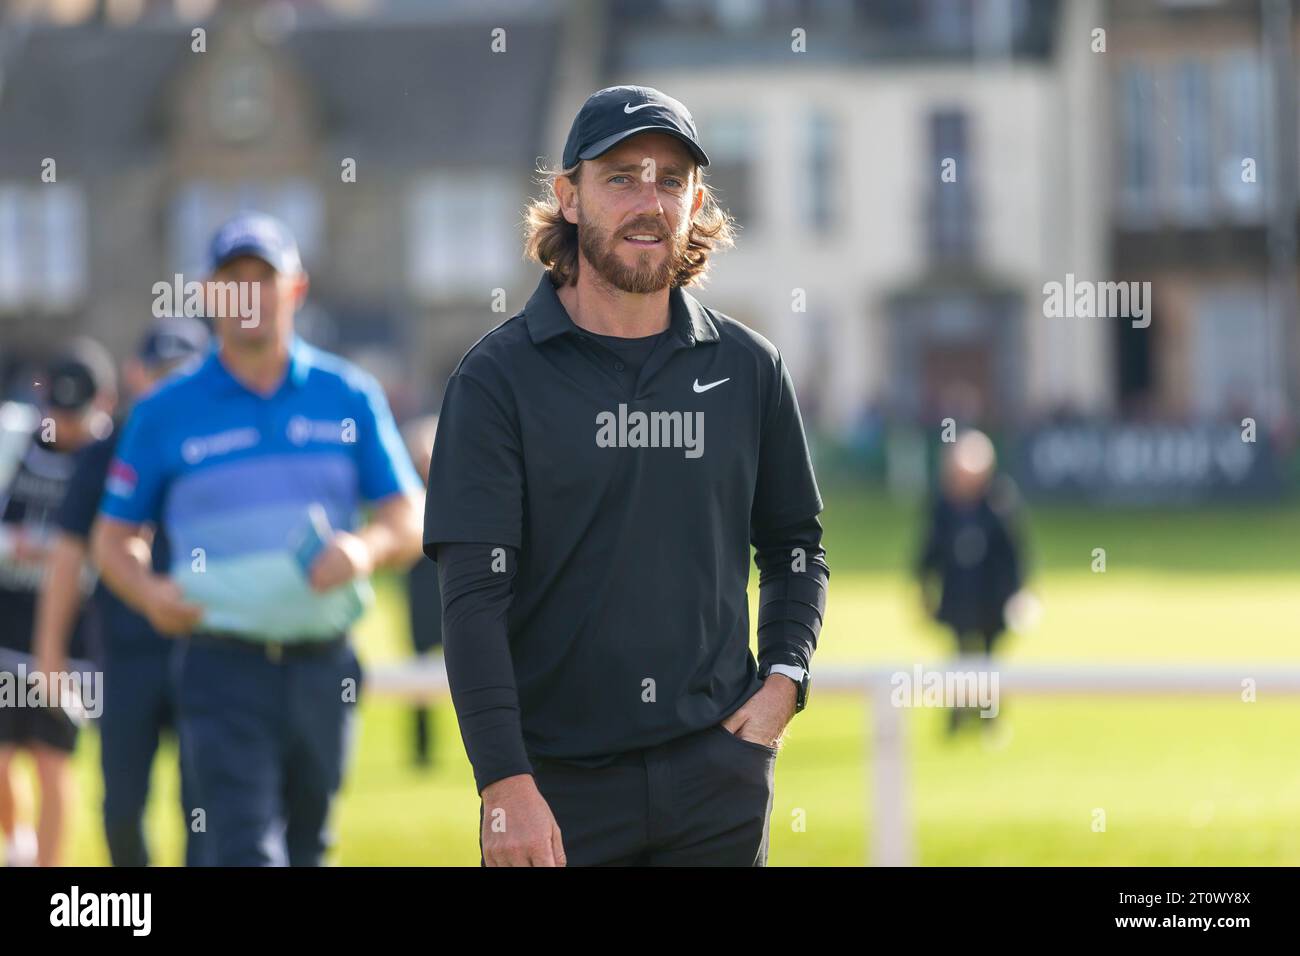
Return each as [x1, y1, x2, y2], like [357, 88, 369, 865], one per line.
[624, 102, 657, 113]
[693, 378, 730, 393]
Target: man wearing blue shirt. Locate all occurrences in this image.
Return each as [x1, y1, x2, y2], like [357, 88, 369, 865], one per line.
[92, 213, 423, 866]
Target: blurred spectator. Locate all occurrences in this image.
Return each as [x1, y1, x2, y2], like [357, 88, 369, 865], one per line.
[916, 429, 1026, 736]
[402, 414, 442, 769]
[34, 316, 210, 867]
[0, 338, 116, 866]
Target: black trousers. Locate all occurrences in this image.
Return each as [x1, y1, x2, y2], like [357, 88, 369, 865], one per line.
[480, 724, 776, 866]
[948, 627, 1002, 732]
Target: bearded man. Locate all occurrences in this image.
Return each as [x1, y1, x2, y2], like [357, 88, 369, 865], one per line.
[423, 85, 829, 867]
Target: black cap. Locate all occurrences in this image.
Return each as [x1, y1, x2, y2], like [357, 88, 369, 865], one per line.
[46, 338, 115, 412]
[136, 316, 211, 368]
[562, 85, 709, 170]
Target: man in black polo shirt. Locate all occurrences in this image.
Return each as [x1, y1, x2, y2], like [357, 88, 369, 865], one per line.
[424, 85, 829, 866]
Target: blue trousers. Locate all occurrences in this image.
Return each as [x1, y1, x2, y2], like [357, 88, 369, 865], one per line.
[99, 637, 205, 867]
[176, 637, 360, 866]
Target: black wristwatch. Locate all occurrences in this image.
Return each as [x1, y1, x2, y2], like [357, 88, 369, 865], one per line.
[760, 663, 810, 713]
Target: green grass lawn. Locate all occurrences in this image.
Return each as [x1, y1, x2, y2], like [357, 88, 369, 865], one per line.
[23, 486, 1300, 865]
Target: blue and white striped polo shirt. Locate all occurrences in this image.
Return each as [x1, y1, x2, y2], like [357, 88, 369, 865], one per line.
[99, 336, 421, 641]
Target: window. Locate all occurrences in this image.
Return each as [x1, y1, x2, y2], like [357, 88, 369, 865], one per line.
[713, 0, 764, 29]
[1216, 52, 1265, 221]
[1171, 58, 1213, 223]
[406, 171, 515, 302]
[0, 184, 86, 313]
[1121, 54, 1266, 228]
[702, 115, 757, 230]
[1193, 284, 1283, 417]
[926, 109, 973, 261]
[0, 188, 20, 309]
[923, 0, 975, 50]
[806, 111, 838, 234]
[169, 179, 322, 278]
[1117, 64, 1158, 224]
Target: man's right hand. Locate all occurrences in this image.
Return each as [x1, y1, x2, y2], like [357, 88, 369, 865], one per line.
[143, 576, 204, 636]
[480, 774, 566, 867]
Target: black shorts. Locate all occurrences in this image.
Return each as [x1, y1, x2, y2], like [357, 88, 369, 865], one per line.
[0, 700, 79, 753]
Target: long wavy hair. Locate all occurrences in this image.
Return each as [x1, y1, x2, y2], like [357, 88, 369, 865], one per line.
[523, 160, 737, 288]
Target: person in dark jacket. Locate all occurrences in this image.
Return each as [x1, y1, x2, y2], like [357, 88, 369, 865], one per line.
[402, 415, 442, 768]
[917, 430, 1025, 735]
[0, 339, 116, 866]
[34, 317, 210, 866]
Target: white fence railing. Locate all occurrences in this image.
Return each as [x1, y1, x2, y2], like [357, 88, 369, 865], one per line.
[365, 658, 1300, 866]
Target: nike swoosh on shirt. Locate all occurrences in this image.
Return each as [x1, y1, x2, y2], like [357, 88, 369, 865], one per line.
[624, 102, 657, 113]
[693, 378, 730, 393]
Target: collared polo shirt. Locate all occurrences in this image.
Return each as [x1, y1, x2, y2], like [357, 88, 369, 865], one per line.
[583, 328, 668, 388]
[424, 272, 823, 760]
[100, 336, 420, 641]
